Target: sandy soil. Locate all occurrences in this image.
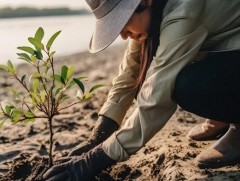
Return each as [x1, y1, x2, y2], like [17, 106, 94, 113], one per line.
[0, 42, 240, 181]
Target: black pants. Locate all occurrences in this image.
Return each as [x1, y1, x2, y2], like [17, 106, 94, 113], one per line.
[172, 50, 240, 123]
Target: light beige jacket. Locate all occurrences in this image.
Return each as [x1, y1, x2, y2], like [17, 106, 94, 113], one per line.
[98, 0, 240, 161]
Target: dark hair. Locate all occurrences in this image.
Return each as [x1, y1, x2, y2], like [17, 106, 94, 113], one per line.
[130, 0, 168, 98]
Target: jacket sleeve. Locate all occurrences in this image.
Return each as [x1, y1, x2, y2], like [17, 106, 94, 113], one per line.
[98, 39, 142, 126]
[102, 16, 209, 161]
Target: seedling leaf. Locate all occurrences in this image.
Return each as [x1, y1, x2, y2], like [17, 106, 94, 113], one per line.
[0, 119, 6, 129]
[33, 79, 39, 93]
[89, 84, 105, 93]
[17, 46, 35, 55]
[35, 27, 44, 41]
[0, 65, 9, 72]
[17, 53, 32, 63]
[61, 66, 68, 84]
[73, 78, 85, 94]
[28, 37, 43, 51]
[53, 74, 65, 85]
[46, 31, 61, 51]
[67, 66, 74, 81]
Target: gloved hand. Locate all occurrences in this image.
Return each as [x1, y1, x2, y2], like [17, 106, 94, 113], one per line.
[43, 143, 117, 181]
[68, 115, 119, 156]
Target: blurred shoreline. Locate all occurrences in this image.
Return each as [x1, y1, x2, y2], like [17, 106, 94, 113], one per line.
[0, 14, 124, 65]
[0, 7, 90, 19]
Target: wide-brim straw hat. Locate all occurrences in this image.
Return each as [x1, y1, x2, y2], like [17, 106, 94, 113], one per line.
[86, 0, 142, 53]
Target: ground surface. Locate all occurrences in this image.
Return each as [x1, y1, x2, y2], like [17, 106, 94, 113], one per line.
[0, 43, 240, 180]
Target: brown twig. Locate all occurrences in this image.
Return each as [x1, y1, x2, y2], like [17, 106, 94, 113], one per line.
[57, 98, 83, 112]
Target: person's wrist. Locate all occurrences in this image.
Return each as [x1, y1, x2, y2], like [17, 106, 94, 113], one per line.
[88, 115, 119, 145]
[87, 143, 117, 175]
[68, 115, 119, 157]
[98, 115, 119, 128]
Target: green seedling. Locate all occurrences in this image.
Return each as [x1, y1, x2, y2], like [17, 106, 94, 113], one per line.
[0, 27, 105, 167]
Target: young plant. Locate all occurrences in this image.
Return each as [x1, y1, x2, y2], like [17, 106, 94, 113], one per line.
[0, 27, 105, 167]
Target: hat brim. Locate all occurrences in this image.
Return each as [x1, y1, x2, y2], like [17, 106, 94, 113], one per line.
[89, 0, 142, 53]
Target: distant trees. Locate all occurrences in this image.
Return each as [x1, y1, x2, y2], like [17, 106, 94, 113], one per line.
[0, 7, 90, 19]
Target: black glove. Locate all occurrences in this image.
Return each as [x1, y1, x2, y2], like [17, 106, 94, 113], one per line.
[68, 115, 119, 156]
[43, 143, 117, 181]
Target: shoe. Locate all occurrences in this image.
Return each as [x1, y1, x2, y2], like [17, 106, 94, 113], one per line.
[195, 124, 240, 169]
[187, 119, 229, 141]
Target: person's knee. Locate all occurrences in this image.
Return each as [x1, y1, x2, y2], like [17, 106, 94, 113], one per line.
[172, 70, 191, 105]
[171, 68, 214, 115]
[171, 67, 200, 111]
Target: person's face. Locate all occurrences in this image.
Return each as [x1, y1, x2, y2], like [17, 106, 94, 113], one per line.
[120, 0, 152, 42]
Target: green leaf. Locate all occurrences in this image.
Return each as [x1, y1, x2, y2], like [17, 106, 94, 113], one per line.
[73, 78, 85, 94]
[7, 60, 16, 73]
[40, 92, 46, 103]
[24, 111, 35, 118]
[83, 93, 93, 100]
[50, 51, 56, 59]
[67, 66, 74, 81]
[42, 73, 48, 82]
[34, 50, 43, 60]
[33, 79, 39, 92]
[60, 96, 70, 103]
[55, 88, 62, 96]
[49, 84, 55, 93]
[53, 74, 65, 85]
[67, 77, 87, 89]
[28, 37, 43, 51]
[7, 60, 14, 69]
[23, 117, 36, 124]
[23, 119, 31, 124]
[12, 109, 22, 123]
[30, 92, 41, 104]
[35, 27, 44, 41]
[77, 77, 88, 80]
[0, 65, 9, 72]
[46, 30, 61, 51]
[34, 73, 41, 79]
[32, 72, 41, 78]
[17, 53, 32, 63]
[61, 66, 68, 84]
[5, 106, 13, 115]
[21, 75, 27, 83]
[5, 105, 14, 115]
[7, 87, 21, 100]
[31, 55, 37, 63]
[31, 96, 37, 106]
[44, 68, 51, 77]
[67, 81, 75, 89]
[89, 84, 105, 93]
[0, 119, 6, 129]
[29, 72, 41, 82]
[17, 46, 35, 55]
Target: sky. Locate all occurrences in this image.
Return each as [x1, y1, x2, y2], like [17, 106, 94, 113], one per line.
[0, 0, 89, 9]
